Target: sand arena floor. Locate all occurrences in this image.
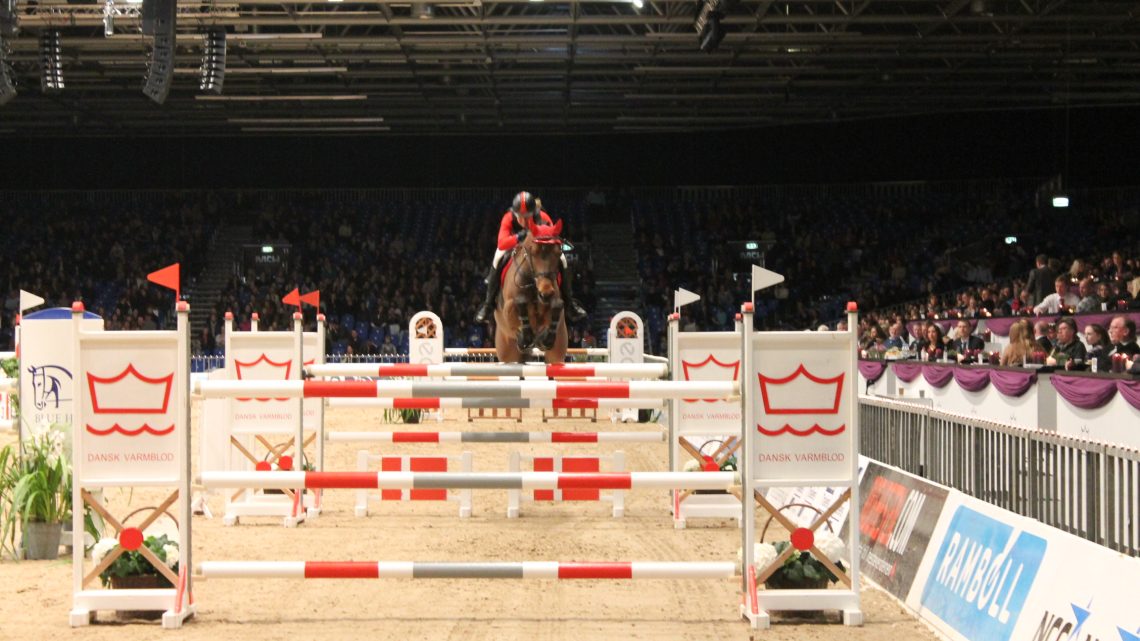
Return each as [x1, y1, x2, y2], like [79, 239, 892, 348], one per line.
[0, 406, 940, 641]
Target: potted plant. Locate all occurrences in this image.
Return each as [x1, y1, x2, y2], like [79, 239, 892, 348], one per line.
[91, 532, 179, 619]
[398, 408, 423, 424]
[747, 530, 847, 590]
[0, 423, 72, 560]
[91, 532, 179, 589]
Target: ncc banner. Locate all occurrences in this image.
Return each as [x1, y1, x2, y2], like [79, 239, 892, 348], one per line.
[750, 331, 856, 483]
[1008, 532, 1140, 641]
[847, 460, 949, 601]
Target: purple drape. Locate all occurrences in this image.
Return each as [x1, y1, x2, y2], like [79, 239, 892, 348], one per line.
[1050, 375, 1119, 410]
[1114, 379, 1140, 411]
[983, 317, 1020, 337]
[952, 367, 991, 393]
[990, 369, 1036, 397]
[858, 360, 887, 383]
[892, 362, 924, 382]
[923, 365, 956, 388]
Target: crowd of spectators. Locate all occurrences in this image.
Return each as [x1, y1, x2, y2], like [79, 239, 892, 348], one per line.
[1, 191, 222, 348]
[201, 191, 596, 355]
[3, 184, 1138, 371]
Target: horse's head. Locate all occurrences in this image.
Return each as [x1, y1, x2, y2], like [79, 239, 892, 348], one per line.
[27, 365, 47, 411]
[525, 219, 564, 302]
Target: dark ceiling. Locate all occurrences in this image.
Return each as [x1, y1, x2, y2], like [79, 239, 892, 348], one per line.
[0, 0, 1137, 136]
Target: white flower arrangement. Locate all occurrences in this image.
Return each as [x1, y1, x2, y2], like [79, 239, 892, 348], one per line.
[740, 531, 849, 589]
[91, 532, 179, 587]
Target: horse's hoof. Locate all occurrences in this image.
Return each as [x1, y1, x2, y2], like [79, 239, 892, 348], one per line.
[517, 329, 535, 350]
[536, 331, 556, 351]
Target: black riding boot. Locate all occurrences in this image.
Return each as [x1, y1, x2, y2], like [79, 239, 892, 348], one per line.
[560, 264, 588, 323]
[475, 263, 501, 324]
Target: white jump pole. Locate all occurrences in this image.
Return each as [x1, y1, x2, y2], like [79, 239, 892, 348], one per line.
[325, 397, 667, 409]
[306, 362, 667, 379]
[199, 470, 738, 491]
[326, 431, 664, 444]
[197, 380, 738, 400]
[199, 560, 737, 580]
[443, 347, 609, 357]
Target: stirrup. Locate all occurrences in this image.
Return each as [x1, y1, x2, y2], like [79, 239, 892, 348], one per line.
[475, 302, 494, 323]
[567, 300, 587, 322]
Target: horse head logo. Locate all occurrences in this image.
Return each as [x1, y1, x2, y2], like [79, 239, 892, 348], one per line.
[27, 364, 72, 411]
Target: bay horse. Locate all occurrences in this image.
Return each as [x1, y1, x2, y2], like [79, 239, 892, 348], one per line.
[493, 218, 569, 364]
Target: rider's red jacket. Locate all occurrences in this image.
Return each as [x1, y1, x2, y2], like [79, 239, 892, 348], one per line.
[497, 210, 553, 251]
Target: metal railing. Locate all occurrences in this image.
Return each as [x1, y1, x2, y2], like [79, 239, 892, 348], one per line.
[860, 396, 1139, 557]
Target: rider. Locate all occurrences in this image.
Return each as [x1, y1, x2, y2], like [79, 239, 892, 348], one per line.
[474, 191, 588, 324]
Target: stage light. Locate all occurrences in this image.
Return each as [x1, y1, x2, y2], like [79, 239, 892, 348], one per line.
[40, 30, 64, 92]
[199, 28, 226, 94]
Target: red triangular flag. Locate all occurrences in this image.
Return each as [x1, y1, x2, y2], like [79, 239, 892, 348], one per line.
[147, 263, 180, 302]
[282, 288, 301, 308]
[300, 290, 320, 311]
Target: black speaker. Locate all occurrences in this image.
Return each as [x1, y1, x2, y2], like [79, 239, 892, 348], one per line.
[0, 34, 15, 105]
[0, 0, 16, 37]
[141, 0, 176, 104]
[141, 0, 174, 36]
[0, 65, 15, 106]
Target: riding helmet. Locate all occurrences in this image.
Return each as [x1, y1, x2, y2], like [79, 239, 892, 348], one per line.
[510, 191, 539, 220]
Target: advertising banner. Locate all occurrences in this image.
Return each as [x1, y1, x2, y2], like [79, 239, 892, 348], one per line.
[750, 331, 855, 483]
[78, 332, 181, 484]
[1009, 523, 1140, 641]
[913, 495, 1049, 641]
[850, 460, 949, 600]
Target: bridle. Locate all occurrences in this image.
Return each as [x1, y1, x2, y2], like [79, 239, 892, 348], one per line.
[513, 236, 561, 296]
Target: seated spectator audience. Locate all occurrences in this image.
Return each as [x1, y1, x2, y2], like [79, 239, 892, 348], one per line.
[1084, 324, 1110, 372]
[1001, 320, 1036, 367]
[1047, 317, 1087, 367]
[1108, 316, 1140, 358]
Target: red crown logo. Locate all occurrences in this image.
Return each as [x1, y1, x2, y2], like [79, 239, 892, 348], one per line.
[235, 354, 293, 380]
[87, 364, 173, 414]
[681, 355, 740, 403]
[235, 354, 293, 402]
[757, 365, 843, 415]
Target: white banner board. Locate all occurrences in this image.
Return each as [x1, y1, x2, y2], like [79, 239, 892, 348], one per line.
[751, 331, 856, 483]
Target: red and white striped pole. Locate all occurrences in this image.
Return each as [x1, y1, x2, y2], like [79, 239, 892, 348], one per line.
[196, 380, 738, 400]
[327, 431, 664, 444]
[199, 470, 738, 491]
[307, 362, 668, 379]
[199, 560, 737, 580]
[325, 397, 667, 410]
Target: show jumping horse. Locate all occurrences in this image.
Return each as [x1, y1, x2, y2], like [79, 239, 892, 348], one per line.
[493, 219, 569, 364]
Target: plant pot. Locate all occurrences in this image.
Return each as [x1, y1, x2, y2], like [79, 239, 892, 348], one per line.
[764, 575, 830, 591]
[21, 521, 62, 560]
[109, 574, 174, 620]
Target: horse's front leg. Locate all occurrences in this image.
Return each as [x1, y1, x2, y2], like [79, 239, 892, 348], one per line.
[515, 295, 535, 350]
[537, 300, 563, 352]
